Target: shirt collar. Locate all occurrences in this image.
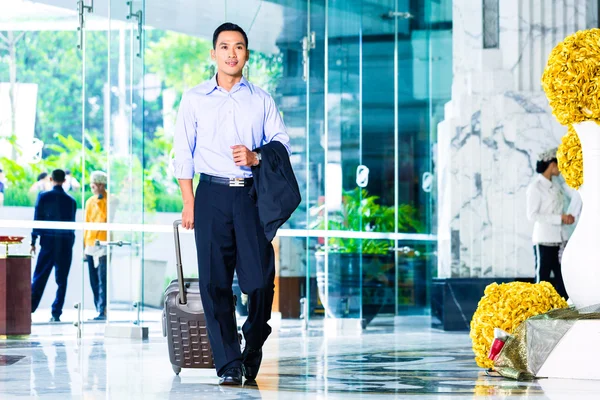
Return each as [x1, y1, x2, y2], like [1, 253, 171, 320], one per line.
[204, 74, 253, 95]
[52, 185, 64, 192]
[537, 174, 553, 188]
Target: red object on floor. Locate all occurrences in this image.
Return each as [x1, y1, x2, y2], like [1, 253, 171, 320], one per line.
[487, 338, 506, 361]
[0, 256, 32, 335]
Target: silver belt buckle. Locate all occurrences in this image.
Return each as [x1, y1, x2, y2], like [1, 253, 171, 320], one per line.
[229, 177, 245, 187]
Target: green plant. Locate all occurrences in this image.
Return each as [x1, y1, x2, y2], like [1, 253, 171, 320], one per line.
[309, 188, 425, 255]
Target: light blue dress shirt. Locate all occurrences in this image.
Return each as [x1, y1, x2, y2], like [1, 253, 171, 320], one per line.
[173, 75, 291, 179]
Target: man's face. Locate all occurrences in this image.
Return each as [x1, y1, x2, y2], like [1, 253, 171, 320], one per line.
[91, 182, 105, 195]
[211, 30, 249, 78]
[551, 161, 560, 176]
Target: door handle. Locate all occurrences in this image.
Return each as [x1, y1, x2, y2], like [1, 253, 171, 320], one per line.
[94, 240, 132, 247]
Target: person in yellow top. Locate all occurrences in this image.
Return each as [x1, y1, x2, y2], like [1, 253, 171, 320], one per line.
[84, 171, 108, 320]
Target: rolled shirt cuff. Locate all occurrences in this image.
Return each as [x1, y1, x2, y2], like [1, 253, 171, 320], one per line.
[172, 160, 195, 179]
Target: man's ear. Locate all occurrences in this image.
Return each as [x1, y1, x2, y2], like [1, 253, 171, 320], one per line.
[246, 49, 250, 61]
[210, 49, 216, 61]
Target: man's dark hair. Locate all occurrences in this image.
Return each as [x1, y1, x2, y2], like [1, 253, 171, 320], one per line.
[51, 169, 66, 183]
[66, 169, 71, 175]
[37, 172, 48, 181]
[212, 22, 248, 49]
[536, 158, 558, 174]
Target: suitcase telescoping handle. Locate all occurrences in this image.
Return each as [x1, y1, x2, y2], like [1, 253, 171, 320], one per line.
[173, 219, 187, 305]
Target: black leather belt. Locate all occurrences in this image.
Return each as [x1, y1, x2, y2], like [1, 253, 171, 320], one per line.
[200, 174, 254, 187]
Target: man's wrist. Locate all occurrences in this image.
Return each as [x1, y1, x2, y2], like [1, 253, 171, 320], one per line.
[253, 151, 261, 166]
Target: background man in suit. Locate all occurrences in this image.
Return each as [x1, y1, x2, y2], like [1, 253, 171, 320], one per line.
[31, 169, 77, 322]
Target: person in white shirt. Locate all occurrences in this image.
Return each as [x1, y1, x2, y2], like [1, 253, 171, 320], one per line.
[63, 170, 81, 192]
[526, 148, 574, 299]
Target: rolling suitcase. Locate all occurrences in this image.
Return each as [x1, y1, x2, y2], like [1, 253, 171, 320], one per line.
[162, 219, 241, 375]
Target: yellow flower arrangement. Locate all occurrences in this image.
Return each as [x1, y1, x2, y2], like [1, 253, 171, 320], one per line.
[470, 281, 568, 369]
[542, 28, 600, 191]
[541, 28, 600, 126]
[557, 125, 583, 189]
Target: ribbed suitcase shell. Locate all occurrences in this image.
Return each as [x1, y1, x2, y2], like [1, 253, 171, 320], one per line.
[162, 279, 214, 372]
[162, 220, 240, 375]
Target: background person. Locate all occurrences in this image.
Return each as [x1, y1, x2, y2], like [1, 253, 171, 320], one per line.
[30, 169, 76, 322]
[526, 148, 574, 299]
[84, 171, 109, 321]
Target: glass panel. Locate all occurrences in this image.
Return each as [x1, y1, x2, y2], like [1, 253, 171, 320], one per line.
[0, 2, 85, 326]
[80, 1, 109, 327]
[392, 0, 451, 316]
[322, 0, 364, 323]
[101, 0, 145, 325]
[141, 230, 193, 324]
[306, 0, 327, 325]
[395, 240, 436, 314]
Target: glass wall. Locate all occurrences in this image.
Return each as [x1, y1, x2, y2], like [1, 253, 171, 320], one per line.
[0, 0, 451, 332]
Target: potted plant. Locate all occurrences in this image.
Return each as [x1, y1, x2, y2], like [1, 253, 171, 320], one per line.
[310, 188, 424, 326]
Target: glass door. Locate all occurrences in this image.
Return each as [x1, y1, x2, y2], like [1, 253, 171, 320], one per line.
[79, 0, 111, 328]
[0, 1, 85, 326]
[103, 0, 145, 326]
[77, 0, 143, 329]
[75, 0, 146, 330]
[305, 0, 327, 328]
[318, 0, 365, 330]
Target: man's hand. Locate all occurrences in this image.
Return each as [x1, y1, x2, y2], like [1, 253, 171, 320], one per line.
[177, 179, 195, 230]
[182, 203, 194, 230]
[561, 214, 575, 225]
[30, 245, 36, 255]
[231, 145, 259, 167]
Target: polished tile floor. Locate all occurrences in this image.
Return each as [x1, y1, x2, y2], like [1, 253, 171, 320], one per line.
[1, 317, 598, 399]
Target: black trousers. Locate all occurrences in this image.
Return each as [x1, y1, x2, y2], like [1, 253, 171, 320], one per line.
[534, 244, 568, 299]
[31, 235, 75, 318]
[87, 255, 107, 315]
[194, 180, 275, 376]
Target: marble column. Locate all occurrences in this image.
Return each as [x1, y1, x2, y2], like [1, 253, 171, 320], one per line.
[437, 0, 598, 278]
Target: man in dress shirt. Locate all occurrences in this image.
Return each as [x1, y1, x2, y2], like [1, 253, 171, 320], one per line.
[173, 22, 290, 385]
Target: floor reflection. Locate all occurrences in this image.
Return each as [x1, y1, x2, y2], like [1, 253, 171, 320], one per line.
[0, 320, 598, 399]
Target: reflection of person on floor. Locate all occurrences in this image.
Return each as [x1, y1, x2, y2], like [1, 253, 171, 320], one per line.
[30, 169, 76, 322]
[32, 344, 72, 396]
[84, 171, 108, 321]
[526, 149, 573, 299]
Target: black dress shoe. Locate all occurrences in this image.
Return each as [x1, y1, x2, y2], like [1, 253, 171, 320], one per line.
[241, 347, 263, 381]
[219, 367, 242, 385]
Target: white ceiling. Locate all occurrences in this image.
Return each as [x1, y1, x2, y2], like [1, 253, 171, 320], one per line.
[29, 0, 286, 53]
[13, 1, 441, 53]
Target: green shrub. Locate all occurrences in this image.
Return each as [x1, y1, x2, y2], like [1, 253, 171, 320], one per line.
[4, 185, 35, 207]
[154, 193, 183, 213]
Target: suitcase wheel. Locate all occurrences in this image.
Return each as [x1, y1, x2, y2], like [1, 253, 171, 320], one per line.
[172, 365, 181, 375]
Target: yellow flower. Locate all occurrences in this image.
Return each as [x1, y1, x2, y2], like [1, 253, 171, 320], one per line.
[470, 281, 568, 369]
[542, 28, 600, 126]
[557, 125, 583, 189]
